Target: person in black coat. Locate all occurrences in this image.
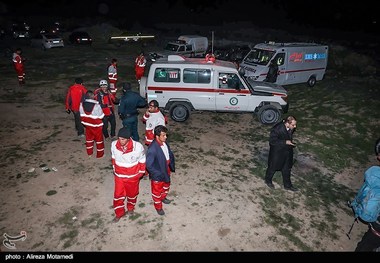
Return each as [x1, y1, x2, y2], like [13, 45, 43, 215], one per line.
[264, 59, 278, 83]
[264, 115, 298, 191]
[146, 125, 175, 216]
[118, 82, 147, 141]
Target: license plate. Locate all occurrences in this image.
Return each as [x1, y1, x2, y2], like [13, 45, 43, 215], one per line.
[53, 41, 59, 43]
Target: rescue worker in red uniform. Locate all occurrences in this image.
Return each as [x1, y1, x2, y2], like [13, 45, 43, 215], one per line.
[142, 100, 167, 146]
[95, 80, 117, 141]
[111, 127, 146, 222]
[65, 78, 88, 137]
[79, 90, 105, 158]
[134, 51, 146, 83]
[12, 48, 26, 86]
[107, 58, 118, 96]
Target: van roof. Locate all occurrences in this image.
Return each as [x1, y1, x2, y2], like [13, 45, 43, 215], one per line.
[153, 55, 238, 70]
[256, 42, 327, 49]
[178, 35, 206, 39]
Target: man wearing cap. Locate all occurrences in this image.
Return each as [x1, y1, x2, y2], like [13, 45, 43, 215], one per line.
[95, 80, 117, 141]
[118, 82, 147, 142]
[111, 127, 146, 222]
[65, 77, 88, 138]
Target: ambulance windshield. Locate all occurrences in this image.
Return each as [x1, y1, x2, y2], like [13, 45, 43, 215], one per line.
[244, 48, 275, 66]
[164, 43, 179, 52]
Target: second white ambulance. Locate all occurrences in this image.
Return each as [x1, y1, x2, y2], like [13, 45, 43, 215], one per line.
[239, 42, 328, 87]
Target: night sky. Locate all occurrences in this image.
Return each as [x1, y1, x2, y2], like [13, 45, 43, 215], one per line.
[0, 0, 377, 36]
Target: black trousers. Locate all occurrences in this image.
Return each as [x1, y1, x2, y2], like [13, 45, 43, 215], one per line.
[73, 111, 84, 136]
[265, 166, 292, 188]
[102, 114, 116, 138]
[355, 224, 380, 251]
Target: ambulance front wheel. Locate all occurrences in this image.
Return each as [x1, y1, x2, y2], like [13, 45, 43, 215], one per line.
[307, 76, 316, 87]
[169, 103, 190, 122]
[257, 105, 281, 125]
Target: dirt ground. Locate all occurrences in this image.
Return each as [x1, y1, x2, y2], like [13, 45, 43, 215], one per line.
[0, 101, 369, 252]
[0, 23, 376, 253]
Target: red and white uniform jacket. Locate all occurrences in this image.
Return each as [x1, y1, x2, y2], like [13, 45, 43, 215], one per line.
[65, 84, 87, 112]
[12, 52, 24, 74]
[134, 55, 146, 80]
[135, 55, 146, 68]
[108, 63, 118, 93]
[79, 99, 104, 127]
[142, 110, 167, 145]
[111, 139, 146, 179]
[95, 88, 115, 116]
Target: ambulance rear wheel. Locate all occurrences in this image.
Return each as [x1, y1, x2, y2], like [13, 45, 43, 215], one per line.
[257, 105, 280, 125]
[307, 76, 316, 87]
[169, 103, 190, 122]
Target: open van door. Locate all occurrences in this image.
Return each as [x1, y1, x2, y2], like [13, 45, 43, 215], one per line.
[139, 76, 148, 99]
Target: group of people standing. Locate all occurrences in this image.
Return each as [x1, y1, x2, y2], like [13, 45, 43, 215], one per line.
[111, 124, 175, 221]
[65, 51, 175, 220]
[111, 97, 173, 221]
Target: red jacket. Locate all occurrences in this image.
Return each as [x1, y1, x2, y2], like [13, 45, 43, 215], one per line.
[12, 53, 24, 73]
[65, 83, 87, 112]
[94, 88, 115, 116]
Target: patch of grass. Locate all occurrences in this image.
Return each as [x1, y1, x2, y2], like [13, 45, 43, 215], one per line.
[81, 213, 104, 229]
[60, 229, 78, 249]
[169, 131, 185, 143]
[31, 241, 44, 249]
[278, 227, 312, 251]
[0, 91, 29, 102]
[204, 149, 218, 156]
[180, 163, 189, 169]
[148, 221, 163, 239]
[57, 207, 82, 227]
[288, 81, 380, 172]
[220, 155, 233, 161]
[50, 93, 66, 104]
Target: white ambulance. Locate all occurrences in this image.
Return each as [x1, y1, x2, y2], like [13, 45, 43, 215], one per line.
[139, 55, 289, 125]
[239, 42, 328, 87]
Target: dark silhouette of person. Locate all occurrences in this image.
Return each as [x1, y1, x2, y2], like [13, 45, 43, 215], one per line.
[265, 59, 278, 83]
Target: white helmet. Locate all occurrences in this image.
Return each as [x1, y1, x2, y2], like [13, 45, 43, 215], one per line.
[99, 79, 108, 86]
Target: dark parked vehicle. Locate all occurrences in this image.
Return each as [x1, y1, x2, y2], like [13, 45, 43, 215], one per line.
[228, 45, 251, 62]
[50, 22, 64, 34]
[207, 44, 251, 63]
[11, 23, 30, 39]
[68, 31, 93, 45]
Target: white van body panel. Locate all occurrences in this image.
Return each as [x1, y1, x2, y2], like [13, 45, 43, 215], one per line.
[240, 42, 328, 86]
[149, 35, 208, 61]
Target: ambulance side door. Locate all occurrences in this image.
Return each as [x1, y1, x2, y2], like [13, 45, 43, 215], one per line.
[215, 72, 250, 112]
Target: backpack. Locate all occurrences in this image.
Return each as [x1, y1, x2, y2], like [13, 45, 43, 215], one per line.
[350, 166, 380, 223]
